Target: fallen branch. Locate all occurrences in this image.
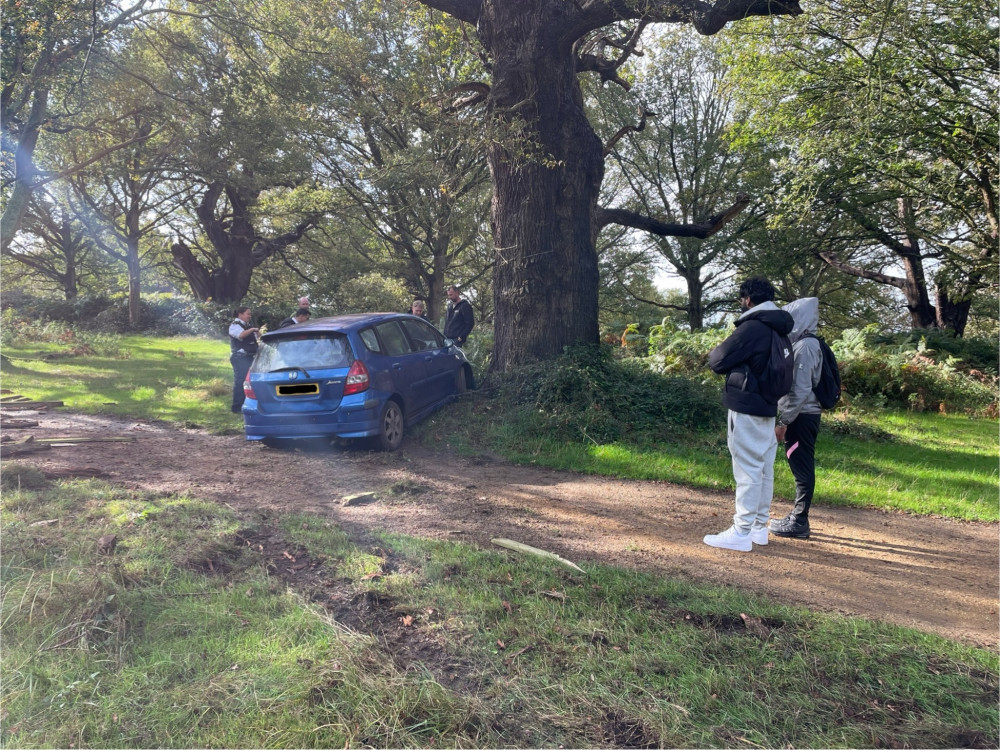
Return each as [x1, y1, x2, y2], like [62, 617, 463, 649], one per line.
[491, 538, 586, 574]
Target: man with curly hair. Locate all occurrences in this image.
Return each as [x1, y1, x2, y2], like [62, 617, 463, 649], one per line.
[704, 277, 794, 552]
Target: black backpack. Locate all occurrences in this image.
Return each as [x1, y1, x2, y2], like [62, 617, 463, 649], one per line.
[758, 329, 794, 403]
[804, 333, 842, 409]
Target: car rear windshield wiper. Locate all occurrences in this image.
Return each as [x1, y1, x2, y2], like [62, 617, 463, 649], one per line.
[268, 366, 312, 377]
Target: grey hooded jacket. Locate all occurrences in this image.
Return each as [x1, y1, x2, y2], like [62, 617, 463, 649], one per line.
[776, 297, 823, 426]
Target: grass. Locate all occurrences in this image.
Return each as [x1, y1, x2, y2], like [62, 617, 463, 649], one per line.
[0, 335, 241, 434]
[420, 399, 999, 522]
[1, 332, 994, 520]
[2, 472, 996, 748]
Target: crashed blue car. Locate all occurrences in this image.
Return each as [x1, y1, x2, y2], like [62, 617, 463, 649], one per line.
[241, 313, 473, 450]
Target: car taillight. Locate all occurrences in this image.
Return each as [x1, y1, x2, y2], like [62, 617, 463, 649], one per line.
[343, 359, 369, 395]
[243, 372, 256, 400]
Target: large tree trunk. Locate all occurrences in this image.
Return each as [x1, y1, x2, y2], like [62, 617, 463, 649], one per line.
[480, 3, 603, 370]
[0, 86, 49, 253]
[176, 182, 316, 304]
[897, 198, 937, 330]
[682, 271, 705, 330]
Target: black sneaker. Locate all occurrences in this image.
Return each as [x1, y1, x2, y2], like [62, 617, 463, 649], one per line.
[769, 515, 810, 539]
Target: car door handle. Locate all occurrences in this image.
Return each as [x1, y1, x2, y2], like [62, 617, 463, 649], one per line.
[423, 356, 433, 362]
[392, 363, 403, 370]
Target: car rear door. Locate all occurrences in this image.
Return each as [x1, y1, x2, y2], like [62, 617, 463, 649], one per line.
[250, 332, 353, 415]
[399, 318, 458, 405]
[372, 320, 432, 414]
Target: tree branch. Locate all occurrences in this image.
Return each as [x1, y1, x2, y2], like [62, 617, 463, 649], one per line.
[597, 194, 750, 238]
[422, 82, 491, 113]
[604, 106, 657, 156]
[578, 0, 803, 36]
[817, 251, 906, 289]
[576, 21, 648, 90]
[414, 0, 481, 24]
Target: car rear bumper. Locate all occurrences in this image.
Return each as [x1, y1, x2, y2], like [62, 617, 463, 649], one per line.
[242, 397, 382, 440]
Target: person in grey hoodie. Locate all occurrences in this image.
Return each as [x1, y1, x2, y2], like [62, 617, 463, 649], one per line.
[771, 297, 824, 539]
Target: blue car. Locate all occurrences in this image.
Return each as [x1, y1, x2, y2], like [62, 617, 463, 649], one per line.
[242, 313, 473, 450]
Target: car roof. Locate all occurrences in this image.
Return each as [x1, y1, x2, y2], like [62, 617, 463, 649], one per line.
[262, 312, 422, 338]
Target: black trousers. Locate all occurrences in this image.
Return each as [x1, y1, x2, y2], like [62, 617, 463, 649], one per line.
[230, 352, 253, 411]
[783, 412, 821, 518]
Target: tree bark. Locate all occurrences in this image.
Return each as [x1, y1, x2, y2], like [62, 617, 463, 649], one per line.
[481, 3, 604, 369]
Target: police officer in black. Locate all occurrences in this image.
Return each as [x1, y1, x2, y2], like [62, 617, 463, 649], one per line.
[228, 306, 260, 413]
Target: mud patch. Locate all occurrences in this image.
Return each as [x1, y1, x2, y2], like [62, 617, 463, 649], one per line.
[233, 522, 485, 697]
[599, 709, 660, 749]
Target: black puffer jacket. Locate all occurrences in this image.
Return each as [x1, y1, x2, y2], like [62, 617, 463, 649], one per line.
[707, 302, 794, 417]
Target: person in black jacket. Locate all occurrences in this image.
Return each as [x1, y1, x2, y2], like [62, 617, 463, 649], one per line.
[277, 308, 310, 329]
[443, 285, 474, 346]
[703, 277, 794, 552]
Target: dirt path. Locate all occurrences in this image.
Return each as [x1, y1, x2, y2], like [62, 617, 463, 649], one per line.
[5, 411, 997, 648]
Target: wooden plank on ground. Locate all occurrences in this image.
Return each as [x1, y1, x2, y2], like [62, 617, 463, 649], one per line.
[0, 401, 64, 410]
[34, 436, 135, 444]
[0, 419, 39, 428]
[2, 436, 52, 455]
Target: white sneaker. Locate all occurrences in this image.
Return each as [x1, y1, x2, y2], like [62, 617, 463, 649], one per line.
[703, 526, 752, 552]
[751, 527, 768, 546]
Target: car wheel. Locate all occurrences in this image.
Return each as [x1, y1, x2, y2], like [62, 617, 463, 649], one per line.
[455, 368, 468, 394]
[375, 400, 404, 451]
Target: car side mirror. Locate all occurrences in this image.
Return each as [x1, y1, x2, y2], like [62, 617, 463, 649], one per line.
[443, 338, 455, 349]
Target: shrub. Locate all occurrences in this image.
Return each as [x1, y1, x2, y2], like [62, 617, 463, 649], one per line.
[873, 328, 998, 374]
[646, 320, 728, 377]
[836, 328, 998, 416]
[496, 344, 724, 444]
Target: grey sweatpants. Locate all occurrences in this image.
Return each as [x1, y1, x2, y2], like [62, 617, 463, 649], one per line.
[727, 410, 777, 533]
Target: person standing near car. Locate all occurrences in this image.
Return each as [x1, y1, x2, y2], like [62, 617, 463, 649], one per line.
[277, 307, 311, 329]
[771, 297, 824, 540]
[229, 306, 259, 413]
[409, 299, 427, 317]
[443, 285, 474, 346]
[703, 277, 794, 552]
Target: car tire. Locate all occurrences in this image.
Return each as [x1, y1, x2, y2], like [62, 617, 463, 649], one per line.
[375, 400, 404, 451]
[455, 368, 468, 394]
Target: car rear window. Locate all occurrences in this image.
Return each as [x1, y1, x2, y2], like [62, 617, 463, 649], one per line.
[251, 333, 353, 372]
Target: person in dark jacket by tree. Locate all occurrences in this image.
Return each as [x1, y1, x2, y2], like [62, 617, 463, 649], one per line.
[444, 285, 474, 346]
[704, 277, 794, 552]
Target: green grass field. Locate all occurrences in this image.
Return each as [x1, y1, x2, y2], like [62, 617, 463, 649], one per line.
[2, 336, 241, 434]
[2, 471, 996, 748]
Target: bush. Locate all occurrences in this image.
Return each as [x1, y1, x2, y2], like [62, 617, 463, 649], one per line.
[646, 320, 728, 376]
[495, 344, 724, 444]
[873, 328, 998, 374]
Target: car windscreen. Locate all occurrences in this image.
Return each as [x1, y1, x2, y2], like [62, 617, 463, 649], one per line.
[251, 333, 353, 372]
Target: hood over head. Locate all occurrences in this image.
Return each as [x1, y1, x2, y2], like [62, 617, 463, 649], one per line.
[782, 297, 819, 342]
[736, 300, 794, 336]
